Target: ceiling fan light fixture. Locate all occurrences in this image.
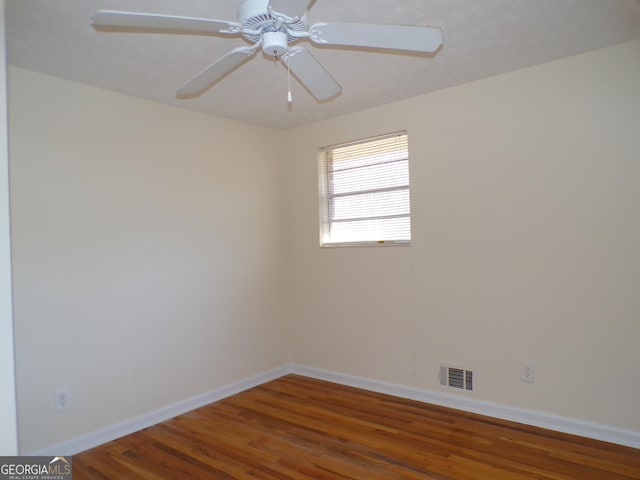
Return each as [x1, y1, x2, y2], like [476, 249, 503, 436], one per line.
[262, 31, 289, 57]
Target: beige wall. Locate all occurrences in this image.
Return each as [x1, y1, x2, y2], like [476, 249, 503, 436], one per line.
[8, 39, 640, 454]
[0, 0, 19, 456]
[286, 40, 640, 431]
[9, 68, 289, 453]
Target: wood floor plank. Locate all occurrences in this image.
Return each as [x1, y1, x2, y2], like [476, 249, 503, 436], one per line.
[73, 375, 640, 479]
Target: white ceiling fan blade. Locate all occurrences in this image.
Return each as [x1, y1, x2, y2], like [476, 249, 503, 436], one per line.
[177, 47, 257, 98]
[309, 23, 443, 53]
[282, 47, 341, 102]
[92, 10, 242, 35]
[268, 0, 311, 20]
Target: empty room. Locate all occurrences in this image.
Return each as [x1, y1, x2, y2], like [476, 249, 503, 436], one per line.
[1, 0, 639, 478]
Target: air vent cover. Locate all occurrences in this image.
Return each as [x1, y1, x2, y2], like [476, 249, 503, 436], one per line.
[440, 365, 474, 391]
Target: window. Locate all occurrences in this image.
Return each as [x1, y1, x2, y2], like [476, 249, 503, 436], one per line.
[319, 131, 411, 247]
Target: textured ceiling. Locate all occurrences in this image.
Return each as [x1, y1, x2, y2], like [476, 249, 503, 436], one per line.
[6, 0, 640, 130]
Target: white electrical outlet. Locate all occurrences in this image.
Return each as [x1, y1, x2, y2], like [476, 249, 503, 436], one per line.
[520, 362, 535, 383]
[55, 388, 71, 413]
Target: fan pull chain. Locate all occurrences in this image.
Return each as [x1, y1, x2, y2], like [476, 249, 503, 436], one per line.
[287, 60, 293, 104]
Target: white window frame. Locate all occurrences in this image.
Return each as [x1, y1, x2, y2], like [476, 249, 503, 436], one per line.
[318, 131, 411, 247]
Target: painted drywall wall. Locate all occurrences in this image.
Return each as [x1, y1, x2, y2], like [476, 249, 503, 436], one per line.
[9, 67, 289, 454]
[0, 0, 19, 456]
[286, 40, 640, 431]
[9, 39, 640, 454]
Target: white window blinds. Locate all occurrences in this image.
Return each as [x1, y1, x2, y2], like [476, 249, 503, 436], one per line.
[319, 131, 411, 246]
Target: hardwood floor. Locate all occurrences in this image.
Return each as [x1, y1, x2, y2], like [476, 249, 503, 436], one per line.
[73, 375, 640, 479]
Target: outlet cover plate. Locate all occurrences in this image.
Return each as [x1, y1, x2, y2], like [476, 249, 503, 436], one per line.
[521, 362, 535, 383]
[55, 388, 71, 412]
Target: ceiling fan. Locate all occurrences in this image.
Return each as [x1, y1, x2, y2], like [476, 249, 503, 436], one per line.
[92, 0, 443, 102]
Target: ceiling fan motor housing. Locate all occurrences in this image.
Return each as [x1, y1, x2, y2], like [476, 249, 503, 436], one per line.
[238, 0, 308, 43]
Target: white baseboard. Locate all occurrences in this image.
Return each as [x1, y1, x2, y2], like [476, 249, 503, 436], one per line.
[292, 364, 640, 449]
[30, 363, 639, 455]
[30, 364, 294, 456]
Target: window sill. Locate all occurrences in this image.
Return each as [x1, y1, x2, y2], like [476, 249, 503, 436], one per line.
[320, 240, 411, 248]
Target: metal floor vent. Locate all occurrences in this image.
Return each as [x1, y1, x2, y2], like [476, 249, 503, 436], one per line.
[440, 365, 474, 391]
